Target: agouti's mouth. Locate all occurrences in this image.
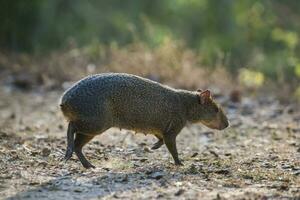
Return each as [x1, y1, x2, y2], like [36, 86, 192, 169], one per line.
[218, 120, 229, 130]
[201, 118, 229, 130]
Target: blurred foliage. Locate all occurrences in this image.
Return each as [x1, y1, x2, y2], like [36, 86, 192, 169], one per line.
[294, 86, 300, 101]
[0, 0, 300, 84]
[239, 69, 264, 88]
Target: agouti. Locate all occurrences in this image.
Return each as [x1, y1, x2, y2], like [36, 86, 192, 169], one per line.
[60, 73, 229, 168]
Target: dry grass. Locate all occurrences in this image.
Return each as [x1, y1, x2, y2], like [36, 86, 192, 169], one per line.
[0, 40, 233, 91]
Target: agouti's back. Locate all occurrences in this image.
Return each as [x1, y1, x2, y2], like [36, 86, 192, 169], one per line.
[60, 73, 186, 134]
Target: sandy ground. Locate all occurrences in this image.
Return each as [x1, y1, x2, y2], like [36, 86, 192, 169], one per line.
[0, 86, 299, 200]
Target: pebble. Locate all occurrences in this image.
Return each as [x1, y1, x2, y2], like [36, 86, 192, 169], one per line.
[148, 171, 164, 180]
[174, 189, 185, 196]
[41, 148, 51, 157]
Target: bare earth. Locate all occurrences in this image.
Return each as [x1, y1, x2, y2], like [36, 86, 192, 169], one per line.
[0, 87, 299, 200]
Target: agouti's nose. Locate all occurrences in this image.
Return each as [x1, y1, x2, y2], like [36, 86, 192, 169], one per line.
[219, 120, 229, 130]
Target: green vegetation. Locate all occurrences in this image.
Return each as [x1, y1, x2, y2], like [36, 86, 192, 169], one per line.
[1, 0, 300, 85]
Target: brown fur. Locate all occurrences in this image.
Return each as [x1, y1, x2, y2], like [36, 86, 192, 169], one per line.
[60, 73, 229, 168]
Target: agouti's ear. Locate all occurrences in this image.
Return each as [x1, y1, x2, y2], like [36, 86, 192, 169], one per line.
[197, 89, 202, 93]
[199, 90, 211, 104]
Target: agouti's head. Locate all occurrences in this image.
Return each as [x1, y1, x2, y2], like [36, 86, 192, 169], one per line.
[191, 90, 229, 130]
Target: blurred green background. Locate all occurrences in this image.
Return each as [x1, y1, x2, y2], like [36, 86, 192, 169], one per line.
[1, 0, 300, 89]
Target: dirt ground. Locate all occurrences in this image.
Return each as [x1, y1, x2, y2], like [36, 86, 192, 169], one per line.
[0, 84, 299, 200]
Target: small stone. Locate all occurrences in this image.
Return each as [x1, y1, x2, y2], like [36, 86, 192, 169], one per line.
[116, 175, 128, 182]
[216, 193, 222, 200]
[145, 170, 153, 175]
[187, 164, 199, 174]
[41, 148, 51, 157]
[143, 147, 152, 153]
[215, 168, 230, 175]
[103, 167, 110, 171]
[58, 124, 64, 130]
[261, 162, 273, 168]
[174, 189, 185, 196]
[281, 164, 292, 169]
[269, 155, 279, 160]
[29, 181, 39, 186]
[209, 150, 219, 158]
[230, 89, 241, 103]
[140, 158, 148, 162]
[139, 142, 147, 146]
[10, 113, 16, 119]
[191, 152, 198, 158]
[25, 126, 32, 131]
[74, 188, 83, 193]
[11, 74, 33, 90]
[242, 174, 253, 180]
[149, 171, 164, 180]
[30, 151, 39, 156]
[292, 170, 300, 176]
[279, 184, 289, 191]
[38, 160, 48, 167]
[241, 103, 254, 115]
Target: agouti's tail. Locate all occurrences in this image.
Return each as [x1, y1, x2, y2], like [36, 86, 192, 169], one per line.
[60, 104, 78, 121]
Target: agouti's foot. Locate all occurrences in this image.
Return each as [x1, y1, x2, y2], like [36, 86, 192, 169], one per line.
[151, 139, 164, 150]
[64, 147, 73, 161]
[175, 160, 184, 166]
[82, 162, 95, 169]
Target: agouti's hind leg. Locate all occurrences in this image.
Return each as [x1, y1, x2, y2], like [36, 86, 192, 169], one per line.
[74, 133, 95, 169]
[64, 122, 76, 161]
[151, 136, 164, 150]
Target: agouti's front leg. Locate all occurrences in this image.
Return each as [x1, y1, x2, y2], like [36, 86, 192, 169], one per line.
[163, 133, 183, 166]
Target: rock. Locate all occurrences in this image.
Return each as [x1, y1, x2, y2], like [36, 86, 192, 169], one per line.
[241, 104, 254, 115]
[279, 184, 289, 191]
[10, 113, 16, 119]
[191, 152, 198, 158]
[209, 150, 219, 158]
[186, 164, 200, 174]
[29, 181, 40, 186]
[148, 171, 164, 180]
[30, 151, 39, 156]
[10, 73, 34, 90]
[116, 175, 128, 182]
[292, 170, 300, 176]
[41, 148, 51, 157]
[230, 89, 242, 103]
[74, 188, 83, 193]
[143, 147, 152, 153]
[224, 153, 231, 156]
[139, 158, 148, 162]
[281, 163, 292, 169]
[35, 134, 48, 140]
[58, 124, 64, 130]
[174, 189, 185, 196]
[261, 162, 273, 168]
[214, 168, 231, 175]
[38, 160, 48, 167]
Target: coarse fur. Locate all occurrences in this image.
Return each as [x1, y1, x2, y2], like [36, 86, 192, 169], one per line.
[60, 73, 229, 168]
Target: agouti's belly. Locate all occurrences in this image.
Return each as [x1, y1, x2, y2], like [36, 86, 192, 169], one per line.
[119, 125, 163, 138]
